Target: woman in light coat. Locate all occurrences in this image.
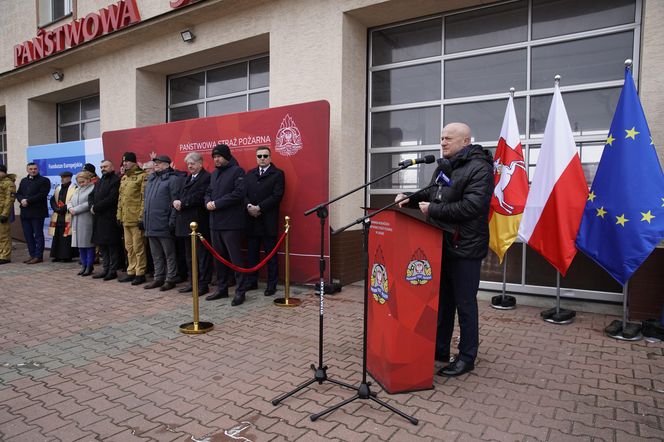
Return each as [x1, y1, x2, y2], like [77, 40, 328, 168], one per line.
[68, 171, 95, 276]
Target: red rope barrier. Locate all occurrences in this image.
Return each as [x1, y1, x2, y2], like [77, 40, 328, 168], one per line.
[198, 229, 288, 273]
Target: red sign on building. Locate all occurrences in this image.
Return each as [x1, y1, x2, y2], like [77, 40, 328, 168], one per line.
[13, 0, 141, 68]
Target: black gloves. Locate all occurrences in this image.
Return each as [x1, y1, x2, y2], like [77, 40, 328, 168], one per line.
[0, 215, 8, 223]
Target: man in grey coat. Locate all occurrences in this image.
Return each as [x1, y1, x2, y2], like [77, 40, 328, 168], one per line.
[142, 155, 184, 291]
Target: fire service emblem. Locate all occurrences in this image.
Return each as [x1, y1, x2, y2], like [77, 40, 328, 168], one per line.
[370, 246, 389, 304]
[275, 114, 303, 157]
[405, 248, 432, 285]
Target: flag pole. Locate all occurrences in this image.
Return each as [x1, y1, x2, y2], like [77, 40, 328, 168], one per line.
[490, 86, 518, 311]
[605, 281, 642, 341]
[542, 271, 574, 324]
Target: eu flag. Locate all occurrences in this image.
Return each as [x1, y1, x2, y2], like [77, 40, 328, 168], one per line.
[576, 66, 664, 285]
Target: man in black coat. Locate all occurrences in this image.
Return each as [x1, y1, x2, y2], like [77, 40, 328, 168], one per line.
[204, 144, 248, 306]
[397, 122, 494, 377]
[244, 146, 285, 296]
[173, 151, 212, 296]
[90, 160, 122, 280]
[16, 162, 51, 264]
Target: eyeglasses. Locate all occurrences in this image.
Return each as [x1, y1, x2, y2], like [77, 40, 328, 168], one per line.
[256, 154, 270, 159]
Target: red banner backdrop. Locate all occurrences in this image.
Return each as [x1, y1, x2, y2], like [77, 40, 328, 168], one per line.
[102, 100, 330, 283]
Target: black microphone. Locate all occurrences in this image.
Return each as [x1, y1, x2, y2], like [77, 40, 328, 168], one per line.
[434, 158, 452, 203]
[399, 155, 436, 167]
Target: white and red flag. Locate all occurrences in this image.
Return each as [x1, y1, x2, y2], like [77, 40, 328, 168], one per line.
[489, 94, 529, 262]
[517, 82, 588, 275]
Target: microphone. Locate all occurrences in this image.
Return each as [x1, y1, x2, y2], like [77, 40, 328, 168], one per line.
[434, 158, 452, 203]
[399, 155, 436, 167]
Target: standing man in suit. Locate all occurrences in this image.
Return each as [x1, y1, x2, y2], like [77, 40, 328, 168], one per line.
[244, 146, 285, 296]
[173, 152, 212, 296]
[90, 160, 122, 280]
[16, 162, 51, 264]
[204, 144, 248, 306]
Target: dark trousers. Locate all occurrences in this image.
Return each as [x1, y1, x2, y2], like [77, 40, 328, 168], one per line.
[21, 217, 45, 259]
[99, 244, 121, 273]
[210, 229, 246, 294]
[437, 255, 482, 363]
[247, 235, 278, 290]
[183, 236, 212, 286]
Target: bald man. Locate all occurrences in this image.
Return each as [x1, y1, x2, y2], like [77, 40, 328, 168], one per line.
[397, 122, 494, 377]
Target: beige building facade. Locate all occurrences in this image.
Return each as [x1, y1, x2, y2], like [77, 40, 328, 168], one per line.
[1, 0, 662, 310]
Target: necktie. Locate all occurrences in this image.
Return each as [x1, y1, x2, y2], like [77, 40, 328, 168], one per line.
[260, 168, 264, 176]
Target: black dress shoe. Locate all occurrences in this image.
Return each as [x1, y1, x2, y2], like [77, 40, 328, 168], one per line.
[199, 285, 210, 296]
[0, 259, 10, 265]
[103, 272, 118, 281]
[206, 290, 228, 301]
[131, 275, 147, 285]
[144, 280, 164, 289]
[264, 288, 277, 296]
[81, 265, 94, 276]
[160, 281, 176, 292]
[437, 359, 474, 377]
[77, 265, 86, 276]
[231, 292, 246, 306]
[178, 284, 193, 293]
[92, 271, 108, 279]
[118, 274, 135, 283]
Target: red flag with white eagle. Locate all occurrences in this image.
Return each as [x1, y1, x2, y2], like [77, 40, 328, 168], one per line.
[517, 82, 588, 275]
[489, 94, 529, 263]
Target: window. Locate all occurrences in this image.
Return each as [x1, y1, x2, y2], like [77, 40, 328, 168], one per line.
[57, 95, 100, 142]
[0, 117, 7, 166]
[368, 0, 640, 300]
[38, 0, 73, 27]
[168, 56, 269, 122]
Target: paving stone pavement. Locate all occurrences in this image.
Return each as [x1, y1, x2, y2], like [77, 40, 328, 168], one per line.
[1, 244, 663, 441]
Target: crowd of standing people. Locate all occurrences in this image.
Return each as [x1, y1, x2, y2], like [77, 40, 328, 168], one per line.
[0, 144, 285, 307]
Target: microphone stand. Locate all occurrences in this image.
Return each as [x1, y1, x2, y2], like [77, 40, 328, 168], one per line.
[310, 187, 434, 425]
[272, 159, 432, 408]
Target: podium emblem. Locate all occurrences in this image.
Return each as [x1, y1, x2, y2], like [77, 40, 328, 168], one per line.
[405, 248, 432, 285]
[370, 246, 389, 304]
[275, 114, 303, 157]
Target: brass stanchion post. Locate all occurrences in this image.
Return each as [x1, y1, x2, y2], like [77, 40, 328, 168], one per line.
[180, 222, 214, 334]
[275, 216, 301, 307]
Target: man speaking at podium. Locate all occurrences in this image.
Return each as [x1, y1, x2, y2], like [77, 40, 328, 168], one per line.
[396, 122, 494, 377]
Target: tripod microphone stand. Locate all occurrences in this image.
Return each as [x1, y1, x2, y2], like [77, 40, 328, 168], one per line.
[310, 188, 434, 425]
[271, 155, 435, 408]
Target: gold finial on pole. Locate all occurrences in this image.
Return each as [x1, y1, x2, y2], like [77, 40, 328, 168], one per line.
[275, 216, 301, 307]
[180, 222, 214, 333]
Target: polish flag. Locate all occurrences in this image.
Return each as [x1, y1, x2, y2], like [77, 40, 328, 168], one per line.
[489, 94, 529, 263]
[517, 83, 588, 275]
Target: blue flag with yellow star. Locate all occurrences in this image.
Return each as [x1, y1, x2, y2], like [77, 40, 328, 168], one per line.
[576, 66, 664, 286]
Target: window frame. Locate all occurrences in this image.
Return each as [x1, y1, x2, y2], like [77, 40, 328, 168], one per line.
[167, 54, 270, 123]
[57, 94, 101, 142]
[37, 0, 74, 28]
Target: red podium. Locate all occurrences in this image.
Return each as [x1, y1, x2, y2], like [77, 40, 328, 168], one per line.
[366, 208, 444, 394]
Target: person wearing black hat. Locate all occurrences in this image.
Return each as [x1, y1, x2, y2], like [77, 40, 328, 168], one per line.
[117, 152, 148, 285]
[16, 162, 51, 264]
[0, 164, 16, 264]
[204, 144, 249, 306]
[142, 154, 184, 291]
[83, 163, 99, 184]
[90, 160, 122, 280]
[48, 170, 78, 262]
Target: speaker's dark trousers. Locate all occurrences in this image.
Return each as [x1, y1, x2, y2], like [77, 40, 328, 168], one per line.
[210, 229, 246, 294]
[437, 255, 482, 363]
